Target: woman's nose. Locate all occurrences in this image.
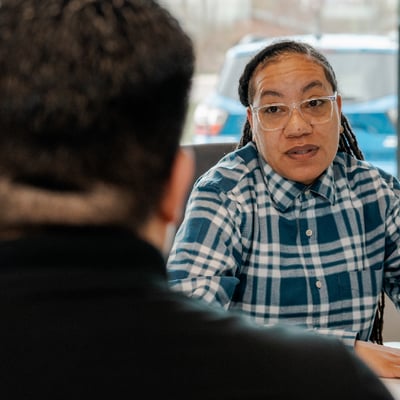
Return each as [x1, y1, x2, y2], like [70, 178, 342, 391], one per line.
[283, 107, 311, 137]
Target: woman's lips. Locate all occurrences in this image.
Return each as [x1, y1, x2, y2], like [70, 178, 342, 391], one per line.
[286, 145, 319, 159]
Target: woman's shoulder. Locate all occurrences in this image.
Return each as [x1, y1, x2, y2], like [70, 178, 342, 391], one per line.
[334, 152, 400, 195]
[195, 141, 261, 194]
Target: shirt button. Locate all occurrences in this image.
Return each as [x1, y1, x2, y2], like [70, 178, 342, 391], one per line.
[304, 190, 310, 196]
[315, 280, 322, 289]
[306, 229, 313, 237]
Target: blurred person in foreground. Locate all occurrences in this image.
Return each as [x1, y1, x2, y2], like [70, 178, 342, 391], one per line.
[0, 1, 394, 399]
[168, 39, 400, 378]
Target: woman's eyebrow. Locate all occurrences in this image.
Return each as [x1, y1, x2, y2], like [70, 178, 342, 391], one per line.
[302, 81, 325, 93]
[259, 89, 283, 100]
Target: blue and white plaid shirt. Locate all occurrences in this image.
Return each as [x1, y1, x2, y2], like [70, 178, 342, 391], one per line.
[168, 142, 400, 347]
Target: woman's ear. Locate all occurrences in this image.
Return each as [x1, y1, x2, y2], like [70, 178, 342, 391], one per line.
[336, 93, 342, 116]
[160, 147, 195, 225]
[246, 107, 254, 130]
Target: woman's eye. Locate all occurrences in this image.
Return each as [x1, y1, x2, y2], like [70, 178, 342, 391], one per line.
[263, 105, 284, 114]
[307, 99, 326, 108]
[267, 106, 278, 114]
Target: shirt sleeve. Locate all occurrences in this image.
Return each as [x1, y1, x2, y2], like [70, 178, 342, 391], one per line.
[167, 182, 243, 309]
[380, 173, 400, 311]
[311, 327, 358, 348]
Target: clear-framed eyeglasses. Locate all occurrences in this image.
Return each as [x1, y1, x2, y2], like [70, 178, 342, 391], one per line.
[250, 92, 338, 131]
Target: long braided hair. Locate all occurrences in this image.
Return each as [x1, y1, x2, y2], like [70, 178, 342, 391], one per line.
[237, 39, 384, 344]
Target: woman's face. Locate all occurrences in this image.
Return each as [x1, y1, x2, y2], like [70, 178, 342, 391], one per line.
[247, 53, 342, 185]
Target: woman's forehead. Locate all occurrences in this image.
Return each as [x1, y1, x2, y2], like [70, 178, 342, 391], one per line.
[256, 53, 325, 77]
[251, 54, 331, 97]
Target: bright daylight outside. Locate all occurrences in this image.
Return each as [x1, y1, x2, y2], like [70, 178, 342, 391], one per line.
[161, 0, 398, 176]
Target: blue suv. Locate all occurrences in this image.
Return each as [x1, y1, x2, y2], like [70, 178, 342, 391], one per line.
[193, 34, 398, 176]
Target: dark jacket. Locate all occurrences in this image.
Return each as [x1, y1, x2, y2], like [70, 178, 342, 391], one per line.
[0, 227, 393, 399]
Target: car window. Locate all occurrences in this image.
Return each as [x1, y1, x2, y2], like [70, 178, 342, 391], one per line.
[217, 53, 250, 101]
[329, 52, 396, 102]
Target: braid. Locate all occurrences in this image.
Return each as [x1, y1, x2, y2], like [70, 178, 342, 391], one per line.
[238, 120, 252, 149]
[236, 39, 385, 344]
[338, 115, 384, 344]
[370, 292, 385, 345]
[237, 44, 267, 149]
[338, 114, 364, 160]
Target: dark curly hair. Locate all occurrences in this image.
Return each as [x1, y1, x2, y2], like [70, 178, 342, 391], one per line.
[237, 39, 384, 344]
[0, 0, 195, 227]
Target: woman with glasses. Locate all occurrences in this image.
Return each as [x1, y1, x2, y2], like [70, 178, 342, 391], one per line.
[168, 39, 400, 378]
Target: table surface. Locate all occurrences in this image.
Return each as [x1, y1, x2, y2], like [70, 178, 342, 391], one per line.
[381, 379, 400, 399]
